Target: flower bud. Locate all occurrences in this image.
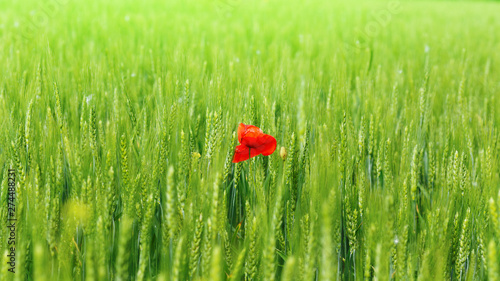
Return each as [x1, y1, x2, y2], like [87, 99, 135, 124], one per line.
[280, 146, 287, 160]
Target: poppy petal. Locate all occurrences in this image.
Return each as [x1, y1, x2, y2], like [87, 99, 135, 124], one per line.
[232, 144, 250, 163]
[237, 123, 246, 144]
[257, 134, 277, 156]
[238, 123, 263, 144]
[232, 141, 274, 163]
[245, 134, 277, 155]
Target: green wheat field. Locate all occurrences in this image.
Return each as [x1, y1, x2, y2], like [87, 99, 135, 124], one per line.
[1, 0, 500, 280]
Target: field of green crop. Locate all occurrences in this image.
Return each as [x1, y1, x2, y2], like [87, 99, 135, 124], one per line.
[1, 0, 500, 280]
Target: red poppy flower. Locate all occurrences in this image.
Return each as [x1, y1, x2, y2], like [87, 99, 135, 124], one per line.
[232, 123, 277, 163]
